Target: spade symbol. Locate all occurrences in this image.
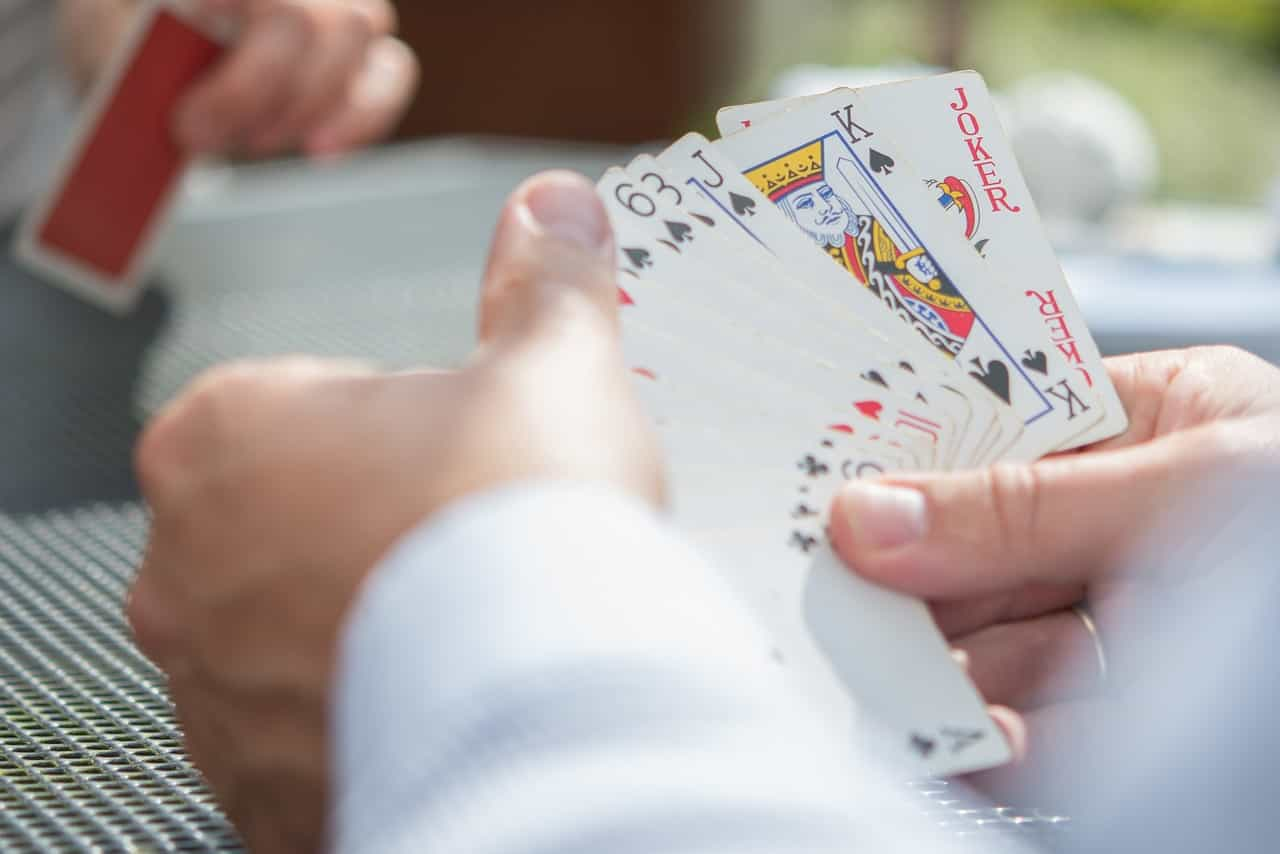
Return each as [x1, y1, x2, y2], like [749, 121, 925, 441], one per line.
[1021, 349, 1049, 376]
[691, 212, 716, 227]
[729, 191, 757, 217]
[909, 732, 937, 758]
[968, 357, 1012, 405]
[665, 220, 694, 243]
[869, 149, 895, 175]
[623, 247, 652, 270]
[861, 370, 888, 388]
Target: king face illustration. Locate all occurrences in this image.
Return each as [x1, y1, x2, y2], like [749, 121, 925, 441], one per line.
[745, 139, 976, 356]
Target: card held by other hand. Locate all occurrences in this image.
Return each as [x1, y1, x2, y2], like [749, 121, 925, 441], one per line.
[13, 1, 226, 313]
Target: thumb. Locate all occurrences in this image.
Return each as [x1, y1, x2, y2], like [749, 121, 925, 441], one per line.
[828, 422, 1251, 600]
[476, 170, 619, 355]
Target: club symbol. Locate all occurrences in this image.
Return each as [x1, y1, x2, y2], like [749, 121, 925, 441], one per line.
[788, 530, 820, 553]
[729, 191, 757, 217]
[909, 732, 937, 758]
[665, 220, 694, 243]
[797, 454, 830, 478]
[791, 503, 819, 519]
[1021, 349, 1049, 376]
[623, 247, 652, 270]
[869, 149, 896, 175]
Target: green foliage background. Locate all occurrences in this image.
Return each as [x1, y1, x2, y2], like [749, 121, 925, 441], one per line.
[740, 0, 1280, 203]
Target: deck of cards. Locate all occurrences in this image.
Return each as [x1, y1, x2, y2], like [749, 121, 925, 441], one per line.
[12, 1, 226, 313]
[598, 72, 1128, 778]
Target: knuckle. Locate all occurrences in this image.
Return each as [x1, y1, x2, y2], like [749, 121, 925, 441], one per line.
[335, 5, 376, 43]
[981, 463, 1043, 554]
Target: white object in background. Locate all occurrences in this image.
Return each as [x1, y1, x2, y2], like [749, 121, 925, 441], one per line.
[1002, 73, 1159, 224]
[770, 63, 941, 100]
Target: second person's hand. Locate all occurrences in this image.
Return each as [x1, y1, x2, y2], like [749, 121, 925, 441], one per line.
[176, 0, 419, 158]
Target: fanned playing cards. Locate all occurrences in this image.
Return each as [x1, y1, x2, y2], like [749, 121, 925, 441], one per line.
[597, 71, 1128, 778]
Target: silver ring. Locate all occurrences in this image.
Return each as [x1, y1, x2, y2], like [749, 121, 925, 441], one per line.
[1072, 603, 1108, 685]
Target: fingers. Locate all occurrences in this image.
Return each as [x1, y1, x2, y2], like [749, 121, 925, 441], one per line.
[952, 609, 1104, 710]
[475, 170, 619, 355]
[177, 3, 312, 154]
[828, 421, 1247, 600]
[176, 0, 410, 156]
[301, 37, 419, 157]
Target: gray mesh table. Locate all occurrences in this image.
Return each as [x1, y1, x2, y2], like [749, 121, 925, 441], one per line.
[0, 138, 1079, 851]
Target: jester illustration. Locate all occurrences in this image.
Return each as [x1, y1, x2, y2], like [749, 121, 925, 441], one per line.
[746, 140, 976, 357]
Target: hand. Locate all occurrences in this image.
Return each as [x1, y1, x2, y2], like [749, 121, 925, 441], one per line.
[127, 171, 662, 851]
[827, 346, 1280, 798]
[176, 0, 419, 157]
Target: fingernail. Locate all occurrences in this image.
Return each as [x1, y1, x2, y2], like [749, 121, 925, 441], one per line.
[523, 176, 611, 256]
[837, 482, 927, 550]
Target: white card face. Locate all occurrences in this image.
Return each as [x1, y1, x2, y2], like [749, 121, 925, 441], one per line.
[654, 134, 1026, 462]
[716, 71, 1128, 449]
[600, 169, 954, 465]
[600, 171, 1010, 777]
[712, 89, 1104, 459]
[622, 155, 996, 469]
[690, 468, 1012, 777]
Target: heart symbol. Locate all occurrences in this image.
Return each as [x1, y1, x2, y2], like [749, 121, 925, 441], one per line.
[827, 423, 854, 434]
[1021, 349, 1049, 376]
[623, 247, 652, 270]
[869, 149, 895, 175]
[665, 220, 693, 243]
[854, 400, 884, 420]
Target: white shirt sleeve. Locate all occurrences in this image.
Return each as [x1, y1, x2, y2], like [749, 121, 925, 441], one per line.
[331, 482, 973, 854]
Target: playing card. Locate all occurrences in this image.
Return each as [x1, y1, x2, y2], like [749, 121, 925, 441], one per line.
[13, 1, 227, 312]
[653, 134, 1022, 464]
[713, 89, 1104, 459]
[716, 72, 1128, 448]
[689, 459, 1011, 778]
[599, 171, 1010, 777]
[600, 168, 955, 464]
[623, 153, 989, 468]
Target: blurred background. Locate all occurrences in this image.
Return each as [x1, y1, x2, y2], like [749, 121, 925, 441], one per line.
[0, 4, 1277, 849]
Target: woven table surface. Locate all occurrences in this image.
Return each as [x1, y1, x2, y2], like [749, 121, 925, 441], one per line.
[0, 139, 1072, 851]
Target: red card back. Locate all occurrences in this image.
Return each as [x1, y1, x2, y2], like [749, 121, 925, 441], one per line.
[37, 10, 223, 281]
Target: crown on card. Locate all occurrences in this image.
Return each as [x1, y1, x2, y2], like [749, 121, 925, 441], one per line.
[744, 140, 826, 202]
